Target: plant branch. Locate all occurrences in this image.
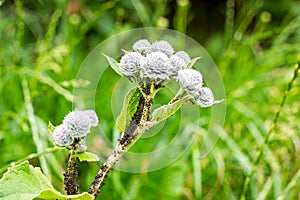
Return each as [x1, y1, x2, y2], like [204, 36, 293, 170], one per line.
[169, 88, 185, 104]
[64, 145, 79, 195]
[88, 85, 155, 199]
[240, 63, 300, 200]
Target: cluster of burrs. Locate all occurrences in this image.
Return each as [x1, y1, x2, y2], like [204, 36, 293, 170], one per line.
[119, 39, 217, 107]
[52, 110, 98, 147]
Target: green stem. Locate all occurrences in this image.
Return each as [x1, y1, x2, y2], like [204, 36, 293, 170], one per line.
[240, 63, 300, 200]
[88, 85, 155, 199]
[64, 146, 79, 195]
[169, 88, 185, 104]
[0, 147, 62, 174]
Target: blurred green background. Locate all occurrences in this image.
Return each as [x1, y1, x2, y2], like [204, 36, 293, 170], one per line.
[0, 0, 300, 199]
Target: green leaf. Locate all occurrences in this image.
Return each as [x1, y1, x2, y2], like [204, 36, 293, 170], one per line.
[152, 95, 191, 122]
[0, 161, 53, 200]
[35, 190, 92, 200]
[187, 57, 201, 68]
[102, 53, 123, 76]
[116, 88, 142, 132]
[77, 151, 100, 162]
[0, 161, 93, 200]
[128, 89, 143, 118]
[48, 121, 55, 133]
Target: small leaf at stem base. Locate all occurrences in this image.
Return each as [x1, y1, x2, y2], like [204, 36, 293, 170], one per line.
[187, 57, 201, 69]
[102, 53, 123, 76]
[116, 88, 142, 132]
[77, 151, 100, 162]
[152, 95, 191, 122]
[48, 121, 55, 133]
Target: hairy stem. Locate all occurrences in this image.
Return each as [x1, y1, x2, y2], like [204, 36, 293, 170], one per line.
[88, 86, 155, 199]
[240, 63, 300, 200]
[64, 146, 79, 195]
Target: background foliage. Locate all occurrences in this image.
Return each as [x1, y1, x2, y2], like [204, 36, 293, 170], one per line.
[0, 0, 300, 199]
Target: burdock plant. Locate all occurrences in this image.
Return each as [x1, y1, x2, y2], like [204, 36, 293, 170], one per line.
[52, 110, 98, 195]
[0, 39, 222, 200]
[87, 39, 222, 198]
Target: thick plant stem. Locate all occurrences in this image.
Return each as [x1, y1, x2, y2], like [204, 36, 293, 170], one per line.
[89, 87, 154, 199]
[64, 147, 79, 195]
[240, 63, 300, 200]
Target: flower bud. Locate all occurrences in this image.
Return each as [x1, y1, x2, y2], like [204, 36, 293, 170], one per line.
[63, 110, 92, 138]
[78, 144, 87, 152]
[53, 124, 74, 147]
[151, 40, 174, 57]
[195, 87, 215, 107]
[119, 52, 145, 77]
[83, 110, 98, 127]
[144, 52, 171, 81]
[132, 39, 151, 54]
[169, 55, 187, 77]
[177, 69, 203, 95]
[175, 51, 191, 65]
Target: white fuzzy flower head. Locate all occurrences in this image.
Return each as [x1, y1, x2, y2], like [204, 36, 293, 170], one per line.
[53, 124, 74, 147]
[175, 51, 191, 65]
[83, 110, 99, 127]
[195, 87, 215, 107]
[144, 52, 171, 81]
[119, 52, 145, 77]
[83, 110, 98, 127]
[151, 40, 174, 57]
[132, 39, 151, 54]
[63, 110, 92, 138]
[177, 69, 203, 96]
[169, 55, 187, 77]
